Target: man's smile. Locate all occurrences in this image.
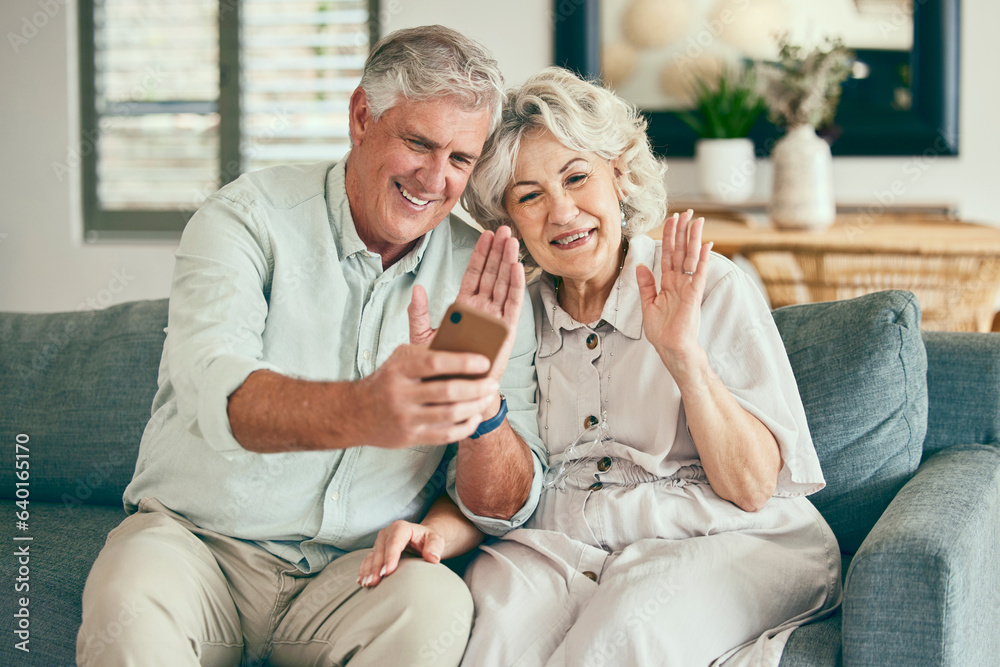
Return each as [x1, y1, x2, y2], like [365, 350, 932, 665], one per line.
[397, 182, 431, 207]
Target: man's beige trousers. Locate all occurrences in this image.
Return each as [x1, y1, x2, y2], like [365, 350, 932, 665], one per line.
[77, 498, 473, 666]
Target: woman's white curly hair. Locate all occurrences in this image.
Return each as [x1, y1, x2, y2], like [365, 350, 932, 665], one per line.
[462, 67, 667, 267]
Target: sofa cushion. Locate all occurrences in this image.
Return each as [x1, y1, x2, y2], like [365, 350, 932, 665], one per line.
[779, 612, 842, 667]
[771, 290, 927, 554]
[0, 501, 127, 666]
[922, 331, 1000, 458]
[0, 300, 168, 506]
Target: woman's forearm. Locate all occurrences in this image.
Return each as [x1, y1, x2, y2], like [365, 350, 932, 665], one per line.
[672, 351, 783, 512]
[421, 495, 486, 560]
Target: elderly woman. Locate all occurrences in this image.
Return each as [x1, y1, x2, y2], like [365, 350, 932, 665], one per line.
[359, 67, 841, 666]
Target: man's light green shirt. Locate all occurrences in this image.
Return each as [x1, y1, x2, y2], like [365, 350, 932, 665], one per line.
[124, 158, 545, 573]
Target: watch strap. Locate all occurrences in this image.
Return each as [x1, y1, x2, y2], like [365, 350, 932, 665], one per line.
[470, 394, 508, 439]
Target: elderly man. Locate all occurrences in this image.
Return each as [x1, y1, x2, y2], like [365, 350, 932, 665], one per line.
[76, 26, 544, 667]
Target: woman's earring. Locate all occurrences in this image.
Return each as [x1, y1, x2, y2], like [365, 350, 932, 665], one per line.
[619, 201, 627, 229]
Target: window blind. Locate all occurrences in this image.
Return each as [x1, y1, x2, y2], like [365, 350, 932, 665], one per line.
[85, 0, 373, 226]
[94, 0, 219, 211]
[242, 0, 369, 172]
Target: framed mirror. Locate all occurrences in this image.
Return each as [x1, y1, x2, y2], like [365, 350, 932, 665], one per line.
[554, 0, 960, 157]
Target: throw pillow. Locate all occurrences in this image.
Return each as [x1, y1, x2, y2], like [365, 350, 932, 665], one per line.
[771, 290, 928, 554]
[0, 300, 168, 506]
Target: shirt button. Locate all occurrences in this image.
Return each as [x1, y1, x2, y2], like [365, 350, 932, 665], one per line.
[362, 350, 370, 360]
[586, 333, 598, 349]
[589, 481, 603, 491]
[329, 491, 340, 502]
[597, 456, 612, 472]
[582, 570, 598, 582]
[584, 415, 599, 429]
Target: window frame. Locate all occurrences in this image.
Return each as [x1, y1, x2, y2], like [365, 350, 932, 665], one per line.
[78, 0, 380, 240]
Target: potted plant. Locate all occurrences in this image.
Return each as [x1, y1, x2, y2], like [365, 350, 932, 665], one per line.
[679, 63, 766, 203]
[757, 37, 855, 230]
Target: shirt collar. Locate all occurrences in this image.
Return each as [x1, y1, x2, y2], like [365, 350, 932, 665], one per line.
[536, 234, 650, 358]
[325, 154, 434, 277]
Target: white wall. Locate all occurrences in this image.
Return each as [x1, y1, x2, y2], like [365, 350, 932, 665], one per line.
[0, 0, 178, 313]
[1, 0, 997, 312]
[381, 0, 551, 87]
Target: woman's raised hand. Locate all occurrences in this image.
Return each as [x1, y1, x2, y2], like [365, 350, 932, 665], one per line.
[408, 226, 524, 381]
[636, 210, 712, 375]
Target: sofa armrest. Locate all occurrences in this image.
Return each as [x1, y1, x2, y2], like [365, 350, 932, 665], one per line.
[923, 331, 1000, 457]
[841, 443, 1000, 667]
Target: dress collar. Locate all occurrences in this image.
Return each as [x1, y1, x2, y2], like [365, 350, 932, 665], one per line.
[536, 234, 652, 358]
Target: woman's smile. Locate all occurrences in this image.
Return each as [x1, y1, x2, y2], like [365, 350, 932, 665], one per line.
[550, 228, 595, 247]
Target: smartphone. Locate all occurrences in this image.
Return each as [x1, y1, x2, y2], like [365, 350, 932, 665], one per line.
[428, 302, 509, 380]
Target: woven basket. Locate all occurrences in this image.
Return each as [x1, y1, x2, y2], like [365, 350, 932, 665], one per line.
[741, 246, 1000, 332]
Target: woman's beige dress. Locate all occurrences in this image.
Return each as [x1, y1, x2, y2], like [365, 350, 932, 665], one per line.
[462, 235, 841, 667]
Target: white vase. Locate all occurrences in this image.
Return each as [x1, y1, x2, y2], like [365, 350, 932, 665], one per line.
[695, 138, 756, 203]
[768, 125, 836, 230]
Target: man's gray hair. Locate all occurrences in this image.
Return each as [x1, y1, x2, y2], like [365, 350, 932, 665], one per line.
[462, 67, 667, 269]
[360, 25, 505, 133]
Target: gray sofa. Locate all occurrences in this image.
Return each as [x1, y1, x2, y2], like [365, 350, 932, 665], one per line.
[1, 290, 999, 666]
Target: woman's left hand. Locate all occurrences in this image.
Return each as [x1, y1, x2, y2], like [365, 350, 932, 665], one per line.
[636, 210, 712, 375]
[357, 520, 446, 588]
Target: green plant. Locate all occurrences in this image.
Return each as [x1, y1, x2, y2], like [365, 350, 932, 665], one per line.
[678, 65, 766, 139]
[757, 36, 855, 129]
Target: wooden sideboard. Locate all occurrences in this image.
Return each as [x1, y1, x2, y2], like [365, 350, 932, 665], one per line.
[654, 214, 1000, 332]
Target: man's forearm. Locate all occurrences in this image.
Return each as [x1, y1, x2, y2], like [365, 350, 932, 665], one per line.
[228, 354, 504, 454]
[454, 417, 534, 520]
[228, 369, 362, 453]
